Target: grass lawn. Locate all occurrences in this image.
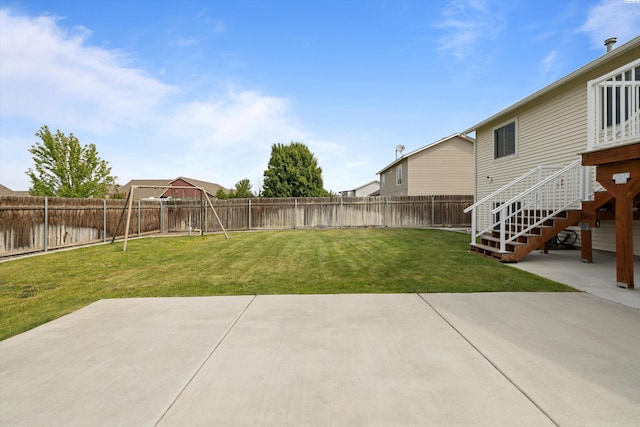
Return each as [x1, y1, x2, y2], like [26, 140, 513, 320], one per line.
[0, 228, 575, 340]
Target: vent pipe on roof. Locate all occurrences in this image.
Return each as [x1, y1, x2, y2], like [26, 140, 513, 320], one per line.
[604, 37, 617, 52]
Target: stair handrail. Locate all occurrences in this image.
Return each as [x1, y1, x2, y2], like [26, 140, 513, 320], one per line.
[464, 164, 565, 242]
[463, 166, 541, 214]
[492, 159, 582, 252]
[491, 159, 582, 215]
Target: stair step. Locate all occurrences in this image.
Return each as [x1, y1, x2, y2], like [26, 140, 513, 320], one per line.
[471, 209, 582, 264]
[470, 242, 514, 255]
[491, 230, 544, 239]
[480, 235, 526, 246]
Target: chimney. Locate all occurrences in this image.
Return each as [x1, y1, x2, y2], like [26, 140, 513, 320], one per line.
[604, 37, 617, 52]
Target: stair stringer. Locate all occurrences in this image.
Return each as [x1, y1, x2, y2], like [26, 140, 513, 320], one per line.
[502, 210, 582, 262]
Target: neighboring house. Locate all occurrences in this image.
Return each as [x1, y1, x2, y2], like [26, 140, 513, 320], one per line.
[463, 36, 640, 288]
[340, 181, 380, 197]
[118, 177, 228, 200]
[0, 184, 29, 197]
[376, 133, 474, 197]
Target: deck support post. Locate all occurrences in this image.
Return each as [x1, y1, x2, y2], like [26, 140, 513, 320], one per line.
[614, 179, 634, 288]
[582, 143, 640, 289]
[580, 223, 593, 263]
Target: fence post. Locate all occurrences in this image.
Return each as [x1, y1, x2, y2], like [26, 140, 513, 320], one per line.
[137, 199, 141, 237]
[431, 196, 435, 226]
[248, 199, 252, 231]
[384, 197, 388, 227]
[103, 199, 107, 242]
[340, 197, 343, 228]
[44, 197, 48, 253]
[203, 200, 207, 233]
[293, 199, 297, 230]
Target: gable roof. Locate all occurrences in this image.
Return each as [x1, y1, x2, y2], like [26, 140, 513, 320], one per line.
[376, 133, 474, 175]
[118, 177, 228, 199]
[463, 35, 640, 134]
[118, 179, 173, 199]
[0, 184, 29, 197]
[167, 177, 226, 197]
[0, 184, 14, 196]
[353, 180, 380, 191]
[340, 180, 380, 196]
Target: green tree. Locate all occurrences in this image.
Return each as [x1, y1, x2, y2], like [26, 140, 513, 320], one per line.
[215, 188, 230, 199]
[26, 126, 116, 198]
[233, 178, 254, 198]
[262, 142, 330, 197]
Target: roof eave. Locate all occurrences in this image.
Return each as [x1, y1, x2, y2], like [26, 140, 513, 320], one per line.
[463, 35, 640, 134]
[376, 133, 474, 174]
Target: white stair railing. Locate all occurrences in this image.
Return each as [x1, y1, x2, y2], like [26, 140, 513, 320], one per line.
[492, 159, 582, 252]
[464, 165, 567, 244]
[465, 160, 583, 252]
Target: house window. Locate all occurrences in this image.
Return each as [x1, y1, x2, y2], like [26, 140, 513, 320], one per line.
[396, 165, 403, 185]
[381, 174, 385, 188]
[494, 121, 516, 159]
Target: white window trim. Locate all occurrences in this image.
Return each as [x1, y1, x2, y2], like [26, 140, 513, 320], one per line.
[381, 174, 385, 188]
[396, 164, 403, 186]
[493, 118, 518, 161]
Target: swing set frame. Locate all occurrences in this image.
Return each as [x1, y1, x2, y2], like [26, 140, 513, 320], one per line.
[111, 185, 228, 251]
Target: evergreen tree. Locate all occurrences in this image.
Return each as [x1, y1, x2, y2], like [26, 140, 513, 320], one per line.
[262, 142, 329, 197]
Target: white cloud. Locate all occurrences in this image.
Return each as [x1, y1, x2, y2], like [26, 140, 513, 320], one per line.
[213, 19, 226, 34]
[539, 50, 561, 81]
[162, 89, 304, 150]
[0, 10, 175, 134]
[581, 0, 640, 49]
[434, 0, 501, 60]
[0, 8, 352, 193]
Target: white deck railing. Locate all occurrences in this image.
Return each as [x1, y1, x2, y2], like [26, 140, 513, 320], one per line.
[464, 160, 582, 252]
[587, 58, 640, 150]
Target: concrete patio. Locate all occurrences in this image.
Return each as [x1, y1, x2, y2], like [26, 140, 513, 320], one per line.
[1, 291, 639, 426]
[508, 248, 640, 309]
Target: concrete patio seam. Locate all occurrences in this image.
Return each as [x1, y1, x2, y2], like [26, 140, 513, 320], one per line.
[416, 293, 560, 427]
[153, 295, 257, 426]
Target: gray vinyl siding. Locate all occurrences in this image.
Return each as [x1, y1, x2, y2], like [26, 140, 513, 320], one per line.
[379, 159, 408, 197]
[407, 137, 474, 195]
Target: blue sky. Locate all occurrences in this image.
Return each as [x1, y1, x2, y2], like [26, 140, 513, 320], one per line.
[1, 0, 639, 193]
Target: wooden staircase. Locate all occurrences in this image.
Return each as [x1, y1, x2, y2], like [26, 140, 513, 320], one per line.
[469, 210, 582, 263]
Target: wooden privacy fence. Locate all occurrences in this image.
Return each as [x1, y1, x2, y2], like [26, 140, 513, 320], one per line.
[0, 195, 472, 257]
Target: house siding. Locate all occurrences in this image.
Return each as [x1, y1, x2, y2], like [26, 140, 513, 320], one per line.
[473, 44, 640, 255]
[379, 158, 409, 197]
[476, 81, 586, 201]
[407, 137, 474, 195]
[592, 222, 640, 256]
